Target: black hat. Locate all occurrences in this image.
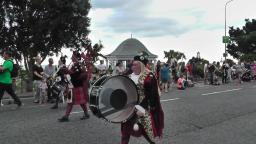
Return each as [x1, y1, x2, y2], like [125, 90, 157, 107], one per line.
[60, 55, 67, 64]
[72, 51, 81, 60]
[134, 51, 149, 65]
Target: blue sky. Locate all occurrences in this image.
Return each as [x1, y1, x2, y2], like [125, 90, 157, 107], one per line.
[0, 0, 255, 65]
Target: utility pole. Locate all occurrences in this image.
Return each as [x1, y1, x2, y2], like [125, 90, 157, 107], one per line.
[224, 0, 234, 61]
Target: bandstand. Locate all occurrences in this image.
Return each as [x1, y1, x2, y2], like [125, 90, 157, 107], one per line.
[106, 38, 158, 68]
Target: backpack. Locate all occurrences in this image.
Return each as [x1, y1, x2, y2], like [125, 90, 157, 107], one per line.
[8, 60, 19, 78]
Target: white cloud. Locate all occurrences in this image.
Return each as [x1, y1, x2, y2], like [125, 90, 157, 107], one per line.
[89, 0, 256, 63]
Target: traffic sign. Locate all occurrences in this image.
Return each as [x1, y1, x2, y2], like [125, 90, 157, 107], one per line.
[222, 36, 230, 43]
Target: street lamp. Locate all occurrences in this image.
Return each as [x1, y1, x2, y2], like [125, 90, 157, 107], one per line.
[224, 0, 234, 61]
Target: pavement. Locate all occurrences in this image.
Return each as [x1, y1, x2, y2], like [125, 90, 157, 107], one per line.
[2, 91, 33, 100]
[1, 80, 256, 144]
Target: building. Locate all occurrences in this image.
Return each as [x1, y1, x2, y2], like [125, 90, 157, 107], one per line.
[106, 38, 158, 68]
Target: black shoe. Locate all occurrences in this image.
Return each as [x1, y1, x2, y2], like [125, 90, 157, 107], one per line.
[18, 103, 22, 107]
[51, 105, 58, 109]
[14, 101, 22, 107]
[80, 113, 90, 120]
[7, 100, 13, 105]
[58, 116, 69, 122]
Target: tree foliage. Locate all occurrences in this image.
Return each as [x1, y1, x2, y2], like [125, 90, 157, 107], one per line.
[0, 0, 91, 71]
[225, 58, 236, 67]
[164, 50, 186, 63]
[227, 19, 256, 61]
[188, 57, 209, 78]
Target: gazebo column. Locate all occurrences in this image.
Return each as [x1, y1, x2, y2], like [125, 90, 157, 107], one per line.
[106, 59, 109, 68]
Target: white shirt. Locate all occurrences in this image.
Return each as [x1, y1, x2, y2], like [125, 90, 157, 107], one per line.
[130, 73, 140, 84]
[97, 64, 106, 71]
[113, 66, 125, 75]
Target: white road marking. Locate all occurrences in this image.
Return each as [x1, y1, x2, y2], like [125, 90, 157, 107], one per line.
[71, 111, 84, 114]
[71, 98, 181, 114]
[252, 85, 256, 88]
[201, 88, 242, 96]
[2, 96, 34, 102]
[160, 98, 180, 102]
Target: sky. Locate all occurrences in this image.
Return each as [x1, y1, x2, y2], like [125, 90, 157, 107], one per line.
[0, 0, 255, 65]
[88, 0, 255, 63]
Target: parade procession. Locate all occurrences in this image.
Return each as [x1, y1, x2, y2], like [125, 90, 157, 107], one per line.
[1, 0, 256, 144]
[0, 38, 165, 144]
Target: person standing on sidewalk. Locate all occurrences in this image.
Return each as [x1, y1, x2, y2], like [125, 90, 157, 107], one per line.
[0, 50, 22, 107]
[44, 58, 56, 102]
[32, 56, 44, 103]
[160, 63, 170, 93]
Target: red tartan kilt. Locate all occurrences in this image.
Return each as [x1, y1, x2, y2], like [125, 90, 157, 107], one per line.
[72, 87, 87, 105]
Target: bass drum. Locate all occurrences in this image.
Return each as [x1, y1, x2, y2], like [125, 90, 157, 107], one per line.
[89, 75, 138, 123]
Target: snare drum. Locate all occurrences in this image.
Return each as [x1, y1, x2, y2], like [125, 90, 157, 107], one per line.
[89, 75, 138, 123]
[51, 82, 65, 96]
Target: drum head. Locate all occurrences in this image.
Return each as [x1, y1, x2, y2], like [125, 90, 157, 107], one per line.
[97, 75, 138, 123]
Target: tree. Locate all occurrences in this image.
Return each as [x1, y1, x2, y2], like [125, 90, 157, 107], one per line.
[227, 19, 256, 61]
[188, 57, 209, 78]
[164, 50, 186, 63]
[225, 58, 236, 67]
[0, 0, 91, 91]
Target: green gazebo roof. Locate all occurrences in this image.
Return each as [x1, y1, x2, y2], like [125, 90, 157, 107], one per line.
[106, 38, 157, 60]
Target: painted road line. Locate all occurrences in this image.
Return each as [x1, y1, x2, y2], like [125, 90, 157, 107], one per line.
[201, 88, 242, 96]
[71, 98, 181, 114]
[160, 98, 180, 102]
[2, 97, 34, 101]
[71, 111, 84, 114]
[253, 85, 256, 88]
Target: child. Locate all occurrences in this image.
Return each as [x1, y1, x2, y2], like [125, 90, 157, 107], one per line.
[39, 80, 48, 104]
[177, 75, 186, 90]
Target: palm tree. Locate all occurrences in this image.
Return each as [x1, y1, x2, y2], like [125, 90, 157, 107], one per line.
[164, 50, 186, 63]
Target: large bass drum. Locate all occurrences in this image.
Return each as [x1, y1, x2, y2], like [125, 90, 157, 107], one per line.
[89, 75, 138, 123]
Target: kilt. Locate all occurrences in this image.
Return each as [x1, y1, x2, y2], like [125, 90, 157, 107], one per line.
[72, 86, 87, 105]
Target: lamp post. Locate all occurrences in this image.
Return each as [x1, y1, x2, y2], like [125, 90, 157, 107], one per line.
[224, 0, 234, 61]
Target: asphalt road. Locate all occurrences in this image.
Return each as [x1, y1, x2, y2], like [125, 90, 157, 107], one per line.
[1, 80, 256, 144]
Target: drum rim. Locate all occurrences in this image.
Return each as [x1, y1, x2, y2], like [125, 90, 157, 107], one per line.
[90, 75, 139, 123]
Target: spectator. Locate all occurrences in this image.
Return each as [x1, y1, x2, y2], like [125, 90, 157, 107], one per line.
[97, 60, 107, 77]
[44, 58, 56, 102]
[204, 63, 208, 84]
[112, 62, 125, 76]
[32, 56, 44, 103]
[160, 63, 170, 93]
[177, 74, 186, 90]
[208, 63, 216, 85]
[123, 60, 133, 76]
[186, 62, 192, 81]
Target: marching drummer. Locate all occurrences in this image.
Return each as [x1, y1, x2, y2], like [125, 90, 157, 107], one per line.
[51, 55, 69, 109]
[121, 51, 164, 144]
[58, 51, 90, 122]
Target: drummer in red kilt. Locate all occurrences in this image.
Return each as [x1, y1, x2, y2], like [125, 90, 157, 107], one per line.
[58, 51, 90, 122]
[121, 52, 164, 144]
